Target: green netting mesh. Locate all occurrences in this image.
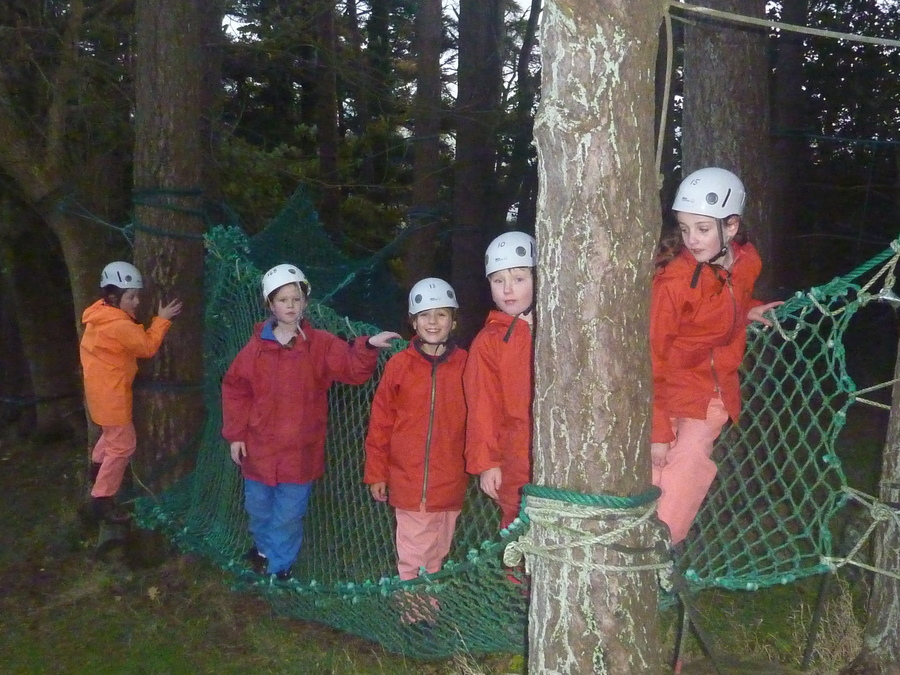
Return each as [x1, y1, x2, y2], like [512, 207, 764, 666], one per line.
[134, 188, 900, 658]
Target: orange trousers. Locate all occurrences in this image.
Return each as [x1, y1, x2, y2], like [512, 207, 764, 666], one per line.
[90, 423, 137, 498]
[652, 398, 728, 545]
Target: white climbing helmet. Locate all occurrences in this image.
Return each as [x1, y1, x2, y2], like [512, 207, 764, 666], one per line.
[484, 231, 536, 277]
[408, 277, 459, 314]
[100, 261, 143, 289]
[672, 167, 746, 219]
[262, 264, 310, 300]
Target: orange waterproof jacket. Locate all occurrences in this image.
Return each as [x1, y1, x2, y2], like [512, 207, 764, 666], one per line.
[221, 319, 379, 486]
[650, 242, 762, 443]
[364, 339, 468, 512]
[80, 299, 172, 426]
[463, 310, 533, 497]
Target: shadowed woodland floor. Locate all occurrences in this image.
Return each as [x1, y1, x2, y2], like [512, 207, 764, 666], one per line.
[0, 419, 872, 674]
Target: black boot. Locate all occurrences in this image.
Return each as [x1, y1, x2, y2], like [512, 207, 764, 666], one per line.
[244, 547, 267, 574]
[91, 497, 132, 525]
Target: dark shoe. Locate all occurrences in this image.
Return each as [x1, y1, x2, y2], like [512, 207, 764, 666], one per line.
[91, 497, 132, 525]
[244, 547, 267, 574]
[274, 567, 293, 581]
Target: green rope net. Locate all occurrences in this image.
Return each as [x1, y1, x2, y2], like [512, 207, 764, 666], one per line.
[134, 190, 900, 658]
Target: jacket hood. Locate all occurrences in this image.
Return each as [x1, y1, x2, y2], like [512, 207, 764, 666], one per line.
[82, 299, 133, 326]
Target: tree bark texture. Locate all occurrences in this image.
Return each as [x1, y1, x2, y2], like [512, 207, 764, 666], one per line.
[771, 0, 808, 294]
[841, 343, 900, 674]
[452, 0, 504, 345]
[314, 0, 342, 235]
[132, 0, 210, 491]
[0, 208, 81, 439]
[529, 0, 666, 672]
[501, 0, 542, 234]
[403, 0, 443, 287]
[681, 0, 778, 297]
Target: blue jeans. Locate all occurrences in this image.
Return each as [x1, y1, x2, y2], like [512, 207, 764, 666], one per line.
[243, 479, 313, 574]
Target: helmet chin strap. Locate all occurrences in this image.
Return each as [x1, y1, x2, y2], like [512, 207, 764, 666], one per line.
[708, 218, 728, 264]
[691, 219, 729, 288]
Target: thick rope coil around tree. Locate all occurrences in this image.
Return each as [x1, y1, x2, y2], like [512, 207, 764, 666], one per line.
[504, 484, 670, 576]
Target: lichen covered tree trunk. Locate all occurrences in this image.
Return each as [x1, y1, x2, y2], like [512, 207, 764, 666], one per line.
[131, 0, 211, 491]
[528, 0, 666, 671]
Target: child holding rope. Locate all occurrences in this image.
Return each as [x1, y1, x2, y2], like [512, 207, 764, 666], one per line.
[81, 261, 182, 524]
[364, 278, 468, 584]
[651, 168, 782, 545]
[465, 232, 536, 529]
[222, 264, 399, 580]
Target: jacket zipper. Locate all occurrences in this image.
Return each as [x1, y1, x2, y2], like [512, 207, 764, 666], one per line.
[709, 271, 739, 396]
[421, 358, 438, 505]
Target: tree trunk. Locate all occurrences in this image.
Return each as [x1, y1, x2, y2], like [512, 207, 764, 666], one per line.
[841, 339, 900, 673]
[501, 0, 542, 233]
[0, 207, 80, 440]
[681, 0, 777, 297]
[527, 0, 665, 671]
[452, 0, 503, 345]
[403, 0, 443, 286]
[131, 0, 210, 492]
[314, 0, 342, 235]
[771, 0, 808, 294]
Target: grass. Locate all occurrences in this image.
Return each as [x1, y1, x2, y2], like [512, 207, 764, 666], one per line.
[0, 433, 521, 675]
[0, 428, 878, 674]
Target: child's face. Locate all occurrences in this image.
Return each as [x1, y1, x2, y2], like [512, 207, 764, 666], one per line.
[413, 308, 455, 346]
[120, 289, 140, 318]
[676, 212, 739, 263]
[489, 267, 534, 316]
[268, 283, 307, 326]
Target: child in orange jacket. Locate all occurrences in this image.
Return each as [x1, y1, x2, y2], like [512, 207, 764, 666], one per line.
[651, 168, 782, 545]
[364, 278, 468, 582]
[464, 232, 536, 529]
[80, 261, 182, 523]
[223, 264, 400, 580]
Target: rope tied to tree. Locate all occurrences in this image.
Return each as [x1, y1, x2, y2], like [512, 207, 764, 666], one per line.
[503, 484, 671, 580]
[820, 487, 900, 581]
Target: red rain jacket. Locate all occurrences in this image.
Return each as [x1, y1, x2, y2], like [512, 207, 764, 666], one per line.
[80, 300, 172, 426]
[463, 310, 533, 502]
[364, 340, 468, 512]
[221, 320, 379, 486]
[650, 242, 762, 443]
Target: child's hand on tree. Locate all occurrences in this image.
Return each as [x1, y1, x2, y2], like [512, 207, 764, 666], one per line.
[159, 298, 183, 320]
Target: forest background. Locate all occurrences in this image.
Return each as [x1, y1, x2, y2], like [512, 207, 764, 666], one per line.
[1, 0, 899, 443]
[1, 0, 900, 673]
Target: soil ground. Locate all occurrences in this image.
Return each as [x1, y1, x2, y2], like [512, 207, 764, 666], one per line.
[0, 425, 866, 674]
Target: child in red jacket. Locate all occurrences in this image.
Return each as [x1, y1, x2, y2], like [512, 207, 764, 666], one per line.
[223, 264, 399, 580]
[80, 261, 182, 524]
[464, 232, 536, 529]
[651, 168, 782, 545]
[364, 278, 468, 582]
